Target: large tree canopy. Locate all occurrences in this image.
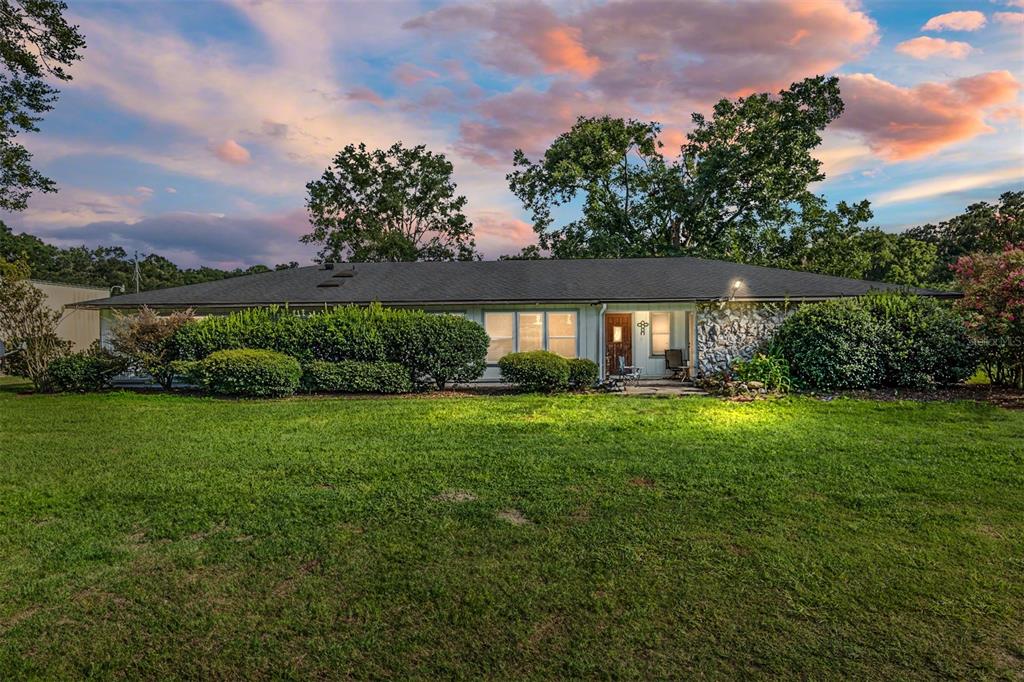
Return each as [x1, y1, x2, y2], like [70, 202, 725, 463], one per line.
[508, 116, 666, 259]
[303, 142, 477, 263]
[665, 75, 844, 258]
[508, 76, 845, 262]
[786, 196, 939, 288]
[0, 0, 85, 211]
[907, 190, 1023, 285]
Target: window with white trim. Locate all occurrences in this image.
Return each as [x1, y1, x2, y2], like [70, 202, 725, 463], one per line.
[546, 312, 577, 358]
[650, 312, 671, 356]
[518, 312, 544, 352]
[483, 311, 577, 361]
[484, 313, 514, 362]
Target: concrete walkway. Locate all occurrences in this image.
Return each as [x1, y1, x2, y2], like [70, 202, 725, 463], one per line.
[620, 379, 708, 397]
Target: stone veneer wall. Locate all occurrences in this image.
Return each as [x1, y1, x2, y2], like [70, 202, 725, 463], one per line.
[695, 301, 796, 376]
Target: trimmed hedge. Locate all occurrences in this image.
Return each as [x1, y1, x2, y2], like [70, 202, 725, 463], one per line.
[46, 344, 126, 392]
[303, 360, 412, 394]
[498, 350, 570, 392]
[191, 349, 301, 397]
[378, 311, 489, 390]
[862, 293, 978, 387]
[772, 293, 977, 390]
[173, 304, 487, 389]
[567, 358, 599, 389]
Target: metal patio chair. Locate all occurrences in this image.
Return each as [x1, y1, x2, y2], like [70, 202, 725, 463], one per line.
[616, 356, 643, 387]
[664, 348, 689, 381]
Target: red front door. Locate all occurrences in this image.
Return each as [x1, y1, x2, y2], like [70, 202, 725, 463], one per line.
[605, 313, 632, 375]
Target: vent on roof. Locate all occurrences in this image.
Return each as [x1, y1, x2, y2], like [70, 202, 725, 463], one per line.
[321, 262, 334, 270]
[316, 280, 341, 288]
[332, 266, 356, 278]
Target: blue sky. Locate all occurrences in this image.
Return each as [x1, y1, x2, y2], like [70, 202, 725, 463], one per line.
[4, 0, 1022, 267]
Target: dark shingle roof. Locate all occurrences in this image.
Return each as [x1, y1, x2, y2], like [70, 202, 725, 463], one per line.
[73, 257, 956, 309]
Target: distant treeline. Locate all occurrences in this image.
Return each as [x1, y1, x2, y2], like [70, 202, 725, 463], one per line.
[1, 222, 298, 293]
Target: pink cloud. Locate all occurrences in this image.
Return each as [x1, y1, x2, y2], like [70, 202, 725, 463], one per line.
[529, 25, 600, 78]
[895, 36, 974, 60]
[212, 139, 251, 165]
[345, 87, 386, 105]
[836, 71, 1021, 160]
[405, 2, 603, 79]
[393, 63, 440, 85]
[922, 11, 987, 31]
[442, 59, 471, 82]
[657, 128, 687, 153]
[455, 82, 616, 165]
[471, 209, 538, 257]
[409, 0, 879, 164]
[410, 0, 877, 100]
[995, 11, 1024, 25]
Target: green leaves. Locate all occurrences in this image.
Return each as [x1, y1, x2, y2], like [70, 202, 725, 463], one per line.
[908, 191, 1024, 286]
[304, 142, 477, 263]
[508, 116, 667, 259]
[508, 77, 848, 263]
[0, 0, 86, 211]
[773, 294, 977, 390]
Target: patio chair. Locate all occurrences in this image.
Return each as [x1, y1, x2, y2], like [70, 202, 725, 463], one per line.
[616, 356, 642, 387]
[664, 348, 689, 381]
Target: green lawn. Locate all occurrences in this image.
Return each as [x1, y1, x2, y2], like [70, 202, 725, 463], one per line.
[1, 386, 1022, 679]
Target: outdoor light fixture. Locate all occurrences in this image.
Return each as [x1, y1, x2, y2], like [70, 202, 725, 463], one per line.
[729, 279, 743, 301]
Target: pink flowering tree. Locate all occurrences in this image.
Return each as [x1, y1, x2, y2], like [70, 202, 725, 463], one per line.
[953, 244, 1024, 388]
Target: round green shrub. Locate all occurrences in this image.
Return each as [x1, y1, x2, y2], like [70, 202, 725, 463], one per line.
[381, 312, 489, 390]
[302, 360, 412, 394]
[498, 350, 570, 392]
[861, 293, 978, 387]
[773, 293, 978, 390]
[196, 349, 301, 397]
[46, 344, 126, 392]
[567, 358, 599, 389]
[772, 300, 882, 390]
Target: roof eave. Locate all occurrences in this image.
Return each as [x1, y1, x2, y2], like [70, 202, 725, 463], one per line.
[69, 290, 962, 310]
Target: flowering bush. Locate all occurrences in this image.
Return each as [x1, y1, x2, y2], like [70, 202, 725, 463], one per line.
[110, 306, 195, 389]
[953, 244, 1024, 388]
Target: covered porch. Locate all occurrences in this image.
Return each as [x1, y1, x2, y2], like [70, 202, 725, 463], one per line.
[600, 303, 697, 382]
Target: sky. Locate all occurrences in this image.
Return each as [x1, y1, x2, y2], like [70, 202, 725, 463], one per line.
[3, 0, 1023, 268]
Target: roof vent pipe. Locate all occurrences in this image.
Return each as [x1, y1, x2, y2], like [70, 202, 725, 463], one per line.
[322, 262, 335, 270]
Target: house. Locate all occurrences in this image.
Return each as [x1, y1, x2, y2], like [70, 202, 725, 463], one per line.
[3, 280, 106, 366]
[34, 280, 107, 350]
[71, 257, 955, 381]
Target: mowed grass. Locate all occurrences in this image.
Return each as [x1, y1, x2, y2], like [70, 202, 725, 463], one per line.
[1, 385, 1022, 679]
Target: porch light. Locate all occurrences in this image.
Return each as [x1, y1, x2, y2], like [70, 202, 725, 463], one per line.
[729, 279, 743, 301]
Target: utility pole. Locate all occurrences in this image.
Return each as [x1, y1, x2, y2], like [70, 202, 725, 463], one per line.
[133, 251, 141, 293]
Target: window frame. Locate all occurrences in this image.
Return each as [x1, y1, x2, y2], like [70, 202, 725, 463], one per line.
[483, 310, 579, 363]
[649, 311, 671, 358]
[516, 311, 546, 353]
[483, 312, 516, 363]
[545, 311, 578, 359]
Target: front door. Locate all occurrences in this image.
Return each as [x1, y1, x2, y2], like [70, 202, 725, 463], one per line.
[605, 313, 633, 375]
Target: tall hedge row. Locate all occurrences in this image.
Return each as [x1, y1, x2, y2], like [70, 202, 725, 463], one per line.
[172, 304, 488, 390]
[772, 293, 977, 390]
